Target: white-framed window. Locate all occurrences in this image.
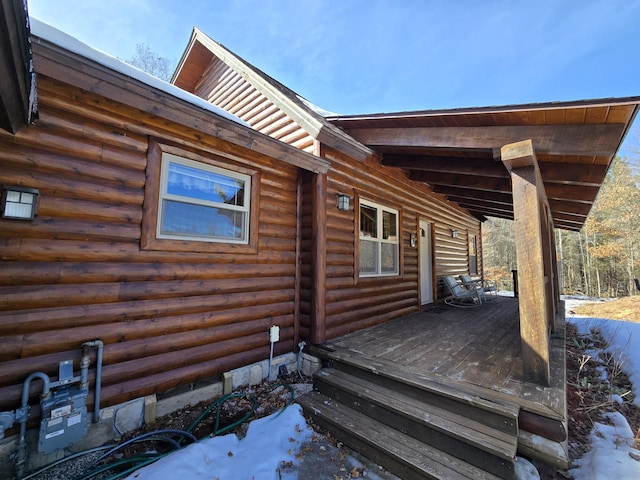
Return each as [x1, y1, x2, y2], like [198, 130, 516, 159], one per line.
[157, 153, 251, 243]
[359, 199, 399, 277]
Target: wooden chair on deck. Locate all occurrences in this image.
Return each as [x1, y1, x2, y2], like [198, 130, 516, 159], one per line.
[443, 275, 483, 307]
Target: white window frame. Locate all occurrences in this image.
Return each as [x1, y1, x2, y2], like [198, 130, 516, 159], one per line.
[157, 153, 251, 244]
[359, 199, 399, 277]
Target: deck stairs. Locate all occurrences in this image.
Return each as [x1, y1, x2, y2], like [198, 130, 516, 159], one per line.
[297, 345, 521, 480]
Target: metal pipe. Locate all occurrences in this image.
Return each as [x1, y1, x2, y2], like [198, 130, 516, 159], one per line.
[0, 411, 15, 440]
[268, 340, 275, 382]
[16, 372, 51, 479]
[297, 341, 306, 380]
[82, 340, 104, 423]
[80, 345, 90, 390]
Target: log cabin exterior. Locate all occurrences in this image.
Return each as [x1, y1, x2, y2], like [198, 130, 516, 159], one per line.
[0, 15, 483, 424]
[172, 29, 493, 344]
[171, 28, 639, 377]
[0, 15, 335, 428]
[2, 2, 640, 477]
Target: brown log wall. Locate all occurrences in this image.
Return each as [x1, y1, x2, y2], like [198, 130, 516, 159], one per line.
[320, 147, 481, 341]
[0, 76, 301, 413]
[298, 170, 315, 341]
[194, 58, 316, 153]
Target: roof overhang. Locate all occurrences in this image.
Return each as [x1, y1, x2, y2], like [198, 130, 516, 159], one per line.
[328, 98, 640, 231]
[0, 0, 37, 133]
[24, 21, 331, 175]
[173, 28, 374, 162]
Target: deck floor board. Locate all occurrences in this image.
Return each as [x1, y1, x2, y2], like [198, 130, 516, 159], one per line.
[326, 296, 566, 420]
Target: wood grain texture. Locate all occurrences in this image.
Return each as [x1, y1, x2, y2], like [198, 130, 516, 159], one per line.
[502, 140, 551, 386]
[347, 124, 625, 156]
[2, 48, 484, 418]
[0, 76, 302, 413]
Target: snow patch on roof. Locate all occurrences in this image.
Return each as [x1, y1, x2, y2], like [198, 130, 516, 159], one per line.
[297, 95, 340, 117]
[29, 18, 249, 127]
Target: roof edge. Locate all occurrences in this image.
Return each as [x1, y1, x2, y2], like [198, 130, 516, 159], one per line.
[170, 26, 200, 85]
[0, 0, 37, 133]
[328, 96, 640, 122]
[29, 26, 332, 175]
[186, 28, 374, 162]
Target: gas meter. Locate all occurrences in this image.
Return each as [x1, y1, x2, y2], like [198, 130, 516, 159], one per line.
[37, 360, 88, 453]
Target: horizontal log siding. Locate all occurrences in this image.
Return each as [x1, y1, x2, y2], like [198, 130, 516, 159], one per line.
[194, 58, 315, 153]
[322, 149, 481, 341]
[0, 77, 301, 413]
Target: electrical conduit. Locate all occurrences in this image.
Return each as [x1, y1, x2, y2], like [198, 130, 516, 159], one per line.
[82, 340, 103, 423]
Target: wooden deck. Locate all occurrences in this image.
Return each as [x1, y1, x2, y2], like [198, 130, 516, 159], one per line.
[300, 296, 568, 478]
[325, 295, 566, 422]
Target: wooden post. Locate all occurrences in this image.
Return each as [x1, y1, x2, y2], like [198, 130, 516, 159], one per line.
[545, 205, 561, 332]
[540, 205, 556, 333]
[501, 140, 551, 386]
[310, 171, 327, 343]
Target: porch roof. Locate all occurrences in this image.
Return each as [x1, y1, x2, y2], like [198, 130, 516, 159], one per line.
[327, 98, 640, 231]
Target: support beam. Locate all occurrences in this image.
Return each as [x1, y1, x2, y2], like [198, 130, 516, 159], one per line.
[548, 199, 592, 217]
[433, 186, 513, 205]
[348, 124, 626, 156]
[410, 171, 512, 193]
[384, 154, 608, 187]
[446, 196, 514, 216]
[383, 155, 507, 178]
[502, 139, 552, 386]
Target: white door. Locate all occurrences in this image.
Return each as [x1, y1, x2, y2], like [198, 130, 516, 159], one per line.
[419, 220, 433, 305]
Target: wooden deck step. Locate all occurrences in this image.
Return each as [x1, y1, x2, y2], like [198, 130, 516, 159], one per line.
[312, 345, 520, 436]
[298, 391, 504, 480]
[314, 368, 517, 479]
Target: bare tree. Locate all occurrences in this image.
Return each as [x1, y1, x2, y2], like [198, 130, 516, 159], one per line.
[127, 43, 174, 82]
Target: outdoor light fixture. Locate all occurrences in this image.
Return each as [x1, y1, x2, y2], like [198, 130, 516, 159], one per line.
[410, 233, 417, 248]
[451, 229, 459, 238]
[2, 186, 39, 220]
[336, 193, 350, 211]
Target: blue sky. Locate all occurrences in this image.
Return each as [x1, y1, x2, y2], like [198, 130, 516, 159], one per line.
[27, 0, 640, 157]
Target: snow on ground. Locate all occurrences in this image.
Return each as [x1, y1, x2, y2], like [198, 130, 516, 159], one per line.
[565, 295, 640, 479]
[124, 403, 313, 480]
[571, 411, 640, 480]
[121, 295, 640, 480]
[565, 296, 640, 408]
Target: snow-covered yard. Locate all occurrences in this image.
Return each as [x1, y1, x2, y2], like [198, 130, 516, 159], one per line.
[565, 296, 640, 480]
